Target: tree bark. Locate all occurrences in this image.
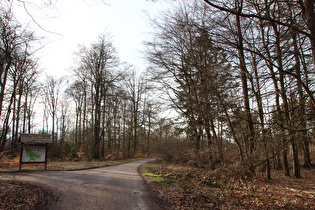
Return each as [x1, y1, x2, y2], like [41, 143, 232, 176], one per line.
[292, 32, 312, 168]
[273, 20, 301, 178]
[93, 83, 101, 159]
[302, 0, 315, 71]
[235, 4, 255, 175]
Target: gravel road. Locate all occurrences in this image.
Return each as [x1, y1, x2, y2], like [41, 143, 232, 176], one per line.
[0, 159, 163, 210]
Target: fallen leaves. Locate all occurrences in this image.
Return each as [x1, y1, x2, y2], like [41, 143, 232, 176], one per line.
[0, 181, 44, 210]
[142, 161, 315, 209]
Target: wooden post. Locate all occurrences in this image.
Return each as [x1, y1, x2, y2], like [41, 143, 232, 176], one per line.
[45, 144, 48, 170]
[19, 143, 23, 171]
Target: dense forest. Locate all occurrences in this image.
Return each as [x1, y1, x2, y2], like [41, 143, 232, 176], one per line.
[1, 0, 314, 179]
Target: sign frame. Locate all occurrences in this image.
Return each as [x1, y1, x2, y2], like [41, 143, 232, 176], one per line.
[19, 134, 51, 170]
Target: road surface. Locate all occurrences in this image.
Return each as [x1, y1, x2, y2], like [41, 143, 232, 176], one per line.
[0, 159, 163, 210]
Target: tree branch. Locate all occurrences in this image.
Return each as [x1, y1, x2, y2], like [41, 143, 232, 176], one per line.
[203, 0, 310, 37]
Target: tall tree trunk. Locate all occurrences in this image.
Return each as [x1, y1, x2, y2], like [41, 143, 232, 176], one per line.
[250, 51, 271, 179]
[93, 84, 101, 159]
[116, 111, 121, 154]
[101, 86, 106, 158]
[82, 82, 87, 146]
[13, 86, 23, 151]
[75, 103, 79, 147]
[133, 104, 138, 155]
[292, 33, 312, 168]
[217, 92, 244, 162]
[0, 83, 16, 153]
[147, 109, 151, 156]
[259, 17, 290, 176]
[235, 5, 255, 175]
[302, 0, 315, 71]
[78, 105, 82, 148]
[123, 103, 127, 157]
[52, 111, 55, 154]
[0, 64, 11, 119]
[273, 21, 301, 178]
[11, 91, 17, 154]
[204, 117, 213, 166]
[210, 119, 222, 162]
[22, 89, 28, 134]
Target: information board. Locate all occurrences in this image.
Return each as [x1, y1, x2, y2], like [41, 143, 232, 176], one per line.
[19, 133, 51, 170]
[21, 145, 46, 163]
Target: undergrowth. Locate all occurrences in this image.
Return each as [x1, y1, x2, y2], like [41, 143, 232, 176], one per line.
[142, 160, 315, 209]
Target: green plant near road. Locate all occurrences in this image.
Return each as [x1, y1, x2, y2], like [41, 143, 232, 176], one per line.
[143, 162, 222, 188]
[144, 172, 165, 185]
[141, 161, 315, 209]
[0, 182, 11, 187]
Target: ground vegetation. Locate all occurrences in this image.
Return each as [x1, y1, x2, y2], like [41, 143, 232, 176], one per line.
[141, 160, 315, 209]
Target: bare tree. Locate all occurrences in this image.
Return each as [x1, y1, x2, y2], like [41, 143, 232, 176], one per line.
[22, 67, 40, 134]
[66, 80, 87, 147]
[10, 56, 38, 152]
[124, 70, 150, 155]
[74, 33, 120, 159]
[43, 75, 65, 154]
[146, 1, 238, 168]
[203, 0, 315, 68]
[144, 0, 315, 179]
[0, 9, 37, 153]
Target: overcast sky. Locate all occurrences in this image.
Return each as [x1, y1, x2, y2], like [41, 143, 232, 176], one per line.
[12, 0, 173, 77]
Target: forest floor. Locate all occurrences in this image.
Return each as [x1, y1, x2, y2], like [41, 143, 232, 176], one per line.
[140, 160, 315, 209]
[1, 157, 315, 209]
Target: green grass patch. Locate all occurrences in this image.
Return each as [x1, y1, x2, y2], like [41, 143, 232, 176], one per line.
[0, 182, 11, 187]
[144, 171, 166, 185]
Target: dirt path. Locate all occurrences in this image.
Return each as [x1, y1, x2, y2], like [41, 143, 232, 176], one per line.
[0, 159, 162, 210]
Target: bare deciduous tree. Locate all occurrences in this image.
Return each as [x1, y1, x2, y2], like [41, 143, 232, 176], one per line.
[43, 75, 65, 153]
